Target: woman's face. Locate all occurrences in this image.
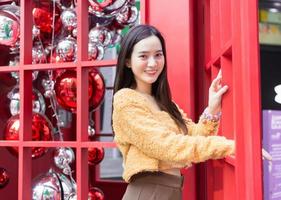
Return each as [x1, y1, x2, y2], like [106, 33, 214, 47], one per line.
[127, 35, 165, 93]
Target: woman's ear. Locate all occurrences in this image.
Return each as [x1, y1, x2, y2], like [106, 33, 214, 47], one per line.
[126, 59, 131, 68]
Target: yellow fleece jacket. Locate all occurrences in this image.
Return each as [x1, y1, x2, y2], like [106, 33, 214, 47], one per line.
[112, 88, 235, 182]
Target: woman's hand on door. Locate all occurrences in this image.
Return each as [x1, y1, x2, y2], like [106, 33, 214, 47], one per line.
[208, 69, 228, 114]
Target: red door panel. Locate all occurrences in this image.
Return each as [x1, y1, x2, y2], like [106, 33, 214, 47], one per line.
[199, 0, 263, 199]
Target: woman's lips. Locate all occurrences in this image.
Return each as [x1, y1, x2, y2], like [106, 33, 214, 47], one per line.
[145, 70, 157, 75]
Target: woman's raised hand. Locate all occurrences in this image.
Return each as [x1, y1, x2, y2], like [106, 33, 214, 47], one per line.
[208, 69, 228, 114]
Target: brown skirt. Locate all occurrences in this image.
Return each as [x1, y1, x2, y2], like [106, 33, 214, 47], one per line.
[122, 172, 184, 200]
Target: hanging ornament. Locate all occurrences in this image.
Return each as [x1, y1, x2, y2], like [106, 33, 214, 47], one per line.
[32, 3, 62, 35]
[56, 36, 77, 62]
[7, 86, 46, 116]
[42, 78, 55, 98]
[0, 13, 19, 46]
[88, 125, 95, 138]
[116, 5, 138, 25]
[88, 42, 104, 61]
[89, 0, 127, 17]
[89, 68, 105, 111]
[54, 68, 105, 112]
[60, 8, 77, 32]
[88, 0, 107, 17]
[32, 42, 47, 64]
[0, 4, 20, 47]
[88, 146, 104, 165]
[4, 113, 53, 158]
[32, 169, 62, 200]
[103, 0, 127, 16]
[56, 172, 77, 200]
[88, 187, 105, 200]
[54, 70, 80, 112]
[53, 147, 75, 170]
[32, 25, 40, 39]
[0, 167, 9, 189]
[89, 26, 112, 47]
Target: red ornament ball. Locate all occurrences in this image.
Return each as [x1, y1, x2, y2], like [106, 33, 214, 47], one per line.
[32, 2, 62, 35]
[0, 168, 9, 189]
[88, 187, 105, 200]
[88, 147, 105, 165]
[89, 68, 105, 111]
[4, 113, 53, 158]
[54, 69, 105, 112]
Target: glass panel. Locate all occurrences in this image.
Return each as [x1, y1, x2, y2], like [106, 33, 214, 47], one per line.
[99, 147, 123, 180]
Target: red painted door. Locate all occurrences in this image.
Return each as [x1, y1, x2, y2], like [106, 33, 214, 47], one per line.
[147, 0, 197, 199]
[197, 0, 263, 199]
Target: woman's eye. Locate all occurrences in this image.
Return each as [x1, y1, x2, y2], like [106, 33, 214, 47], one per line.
[155, 53, 163, 58]
[139, 55, 147, 59]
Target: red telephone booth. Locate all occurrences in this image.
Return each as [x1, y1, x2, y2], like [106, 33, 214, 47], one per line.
[148, 0, 263, 199]
[0, 0, 265, 199]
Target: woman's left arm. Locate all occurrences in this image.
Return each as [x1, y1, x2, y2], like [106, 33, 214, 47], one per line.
[181, 70, 228, 136]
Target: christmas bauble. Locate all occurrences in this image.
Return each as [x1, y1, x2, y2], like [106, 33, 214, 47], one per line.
[32, 3, 62, 35]
[7, 86, 46, 116]
[88, 125, 95, 138]
[54, 70, 88, 111]
[116, 5, 138, 25]
[89, 26, 112, 47]
[60, 8, 77, 31]
[88, 42, 104, 61]
[53, 147, 75, 170]
[103, 0, 127, 16]
[0, 4, 20, 46]
[56, 36, 77, 62]
[56, 172, 76, 200]
[88, 147, 104, 165]
[54, 69, 105, 112]
[89, 68, 105, 111]
[88, 187, 105, 200]
[32, 169, 62, 200]
[0, 167, 9, 189]
[32, 42, 47, 64]
[4, 113, 53, 158]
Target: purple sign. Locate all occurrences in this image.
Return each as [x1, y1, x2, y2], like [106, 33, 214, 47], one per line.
[263, 110, 281, 200]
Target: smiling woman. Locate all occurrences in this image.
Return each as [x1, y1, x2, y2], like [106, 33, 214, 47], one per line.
[112, 24, 235, 200]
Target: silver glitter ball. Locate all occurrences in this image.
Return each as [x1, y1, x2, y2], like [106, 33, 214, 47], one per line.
[54, 147, 75, 169]
[61, 9, 77, 31]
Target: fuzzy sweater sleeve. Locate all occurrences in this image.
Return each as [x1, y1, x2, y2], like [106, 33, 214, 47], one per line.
[113, 91, 235, 165]
[177, 106, 220, 136]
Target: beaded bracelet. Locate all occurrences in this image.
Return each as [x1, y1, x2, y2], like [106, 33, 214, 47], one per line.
[201, 108, 221, 122]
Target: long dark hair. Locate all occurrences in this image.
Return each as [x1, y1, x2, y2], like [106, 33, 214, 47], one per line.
[113, 24, 188, 134]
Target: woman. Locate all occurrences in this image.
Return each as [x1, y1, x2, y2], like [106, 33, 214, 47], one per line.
[112, 24, 234, 200]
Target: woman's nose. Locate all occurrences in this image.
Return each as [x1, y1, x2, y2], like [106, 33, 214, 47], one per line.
[147, 56, 157, 67]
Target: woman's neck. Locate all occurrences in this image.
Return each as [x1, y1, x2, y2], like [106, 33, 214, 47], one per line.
[135, 85, 152, 95]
